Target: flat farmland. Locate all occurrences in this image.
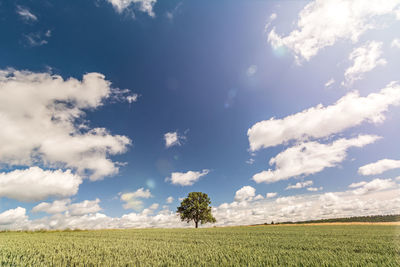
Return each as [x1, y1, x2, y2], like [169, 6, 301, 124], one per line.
[0, 225, 399, 266]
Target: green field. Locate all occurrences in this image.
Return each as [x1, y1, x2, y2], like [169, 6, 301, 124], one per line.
[1, 225, 399, 266]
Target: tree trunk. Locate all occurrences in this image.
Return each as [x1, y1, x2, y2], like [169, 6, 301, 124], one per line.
[195, 221, 198, 228]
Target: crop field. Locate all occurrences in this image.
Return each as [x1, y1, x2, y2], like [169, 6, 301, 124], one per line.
[0, 225, 399, 266]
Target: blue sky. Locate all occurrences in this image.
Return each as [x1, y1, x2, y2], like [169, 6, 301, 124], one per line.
[1, 0, 400, 229]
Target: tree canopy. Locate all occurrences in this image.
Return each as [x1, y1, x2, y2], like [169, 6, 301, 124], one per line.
[177, 192, 216, 228]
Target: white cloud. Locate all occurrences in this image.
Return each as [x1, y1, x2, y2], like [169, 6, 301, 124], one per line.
[268, 0, 400, 61]
[3, 186, 400, 230]
[125, 188, 153, 199]
[24, 32, 48, 47]
[32, 199, 71, 214]
[120, 188, 153, 210]
[166, 196, 174, 204]
[68, 199, 102, 216]
[286, 180, 313, 190]
[266, 192, 278, 198]
[126, 94, 139, 103]
[324, 78, 335, 88]
[307, 187, 323, 192]
[252, 135, 380, 184]
[166, 169, 209, 186]
[165, 2, 183, 20]
[32, 198, 101, 216]
[358, 159, 400, 175]
[0, 69, 131, 181]
[348, 181, 367, 188]
[352, 178, 397, 195]
[344, 41, 386, 85]
[254, 194, 264, 200]
[1, 205, 186, 230]
[213, 188, 400, 227]
[107, 0, 157, 17]
[234, 186, 256, 202]
[16, 6, 37, 22]
[164, 131, 183, 148]
[391, 38, 400, 48]
[149, 203, 159, 210]
[265, 13, 277, 31]
[0, 167, 81, 202]
[246, 158, 255, 165]
[248, 82, 400, 151]
[0, 207, 28, 225]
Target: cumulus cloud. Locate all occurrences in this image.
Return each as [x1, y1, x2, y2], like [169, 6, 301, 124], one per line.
[352, 178, 397, 195]
[0, 167, 81, 202]
[266, 192, 278, 198]
[164, 131, 186, 148]
[107, 0, 157, 17]
[248, 82, 400, 151]
[16, 6, 37, 22]
[166, 169, 209, 186]
[268, 0, 400, 61]
[286, 180, 313, 190]
[252, 135, 380, 184]
[344, 41, 386, 85]
[358, 159, 400, 175]
[149, 203, 159, 210]
[254, 194, 264, 200]
[24, 206, 185, 230]
[68, 199, 102, 216]
[234, 186, 256, 202]
[0, 207, 28, 225]
[166, 196, 174, 204]
[0, 69, 131, 181]
[32, 198, 101, 216]
[215, 188, 400, 227]
[32, 199, 71, 214]
[120, 188, 153, 210]
[3, 186, 400, 230]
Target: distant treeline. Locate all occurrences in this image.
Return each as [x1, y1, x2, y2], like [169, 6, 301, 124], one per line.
[265, 214, 400, 225]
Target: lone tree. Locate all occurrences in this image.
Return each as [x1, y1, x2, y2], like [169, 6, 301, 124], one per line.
[177, 192, 216, 228]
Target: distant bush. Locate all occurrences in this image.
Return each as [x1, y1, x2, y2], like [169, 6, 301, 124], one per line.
[273, 214, 400, 225]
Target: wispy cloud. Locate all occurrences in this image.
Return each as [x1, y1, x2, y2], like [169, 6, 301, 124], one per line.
[248, 82, 400, 151]
[358, 159, 400, 176]
[120, 188, 153, 210]
[343, 41, 386, 86]
[166, 169, 209, 186]
[107, 0, 157, 17]
[252, 135, 380, 184]
[268, 0, 400, 62]
[16, 6, 37, 22]
[286, 180, 313, 190]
